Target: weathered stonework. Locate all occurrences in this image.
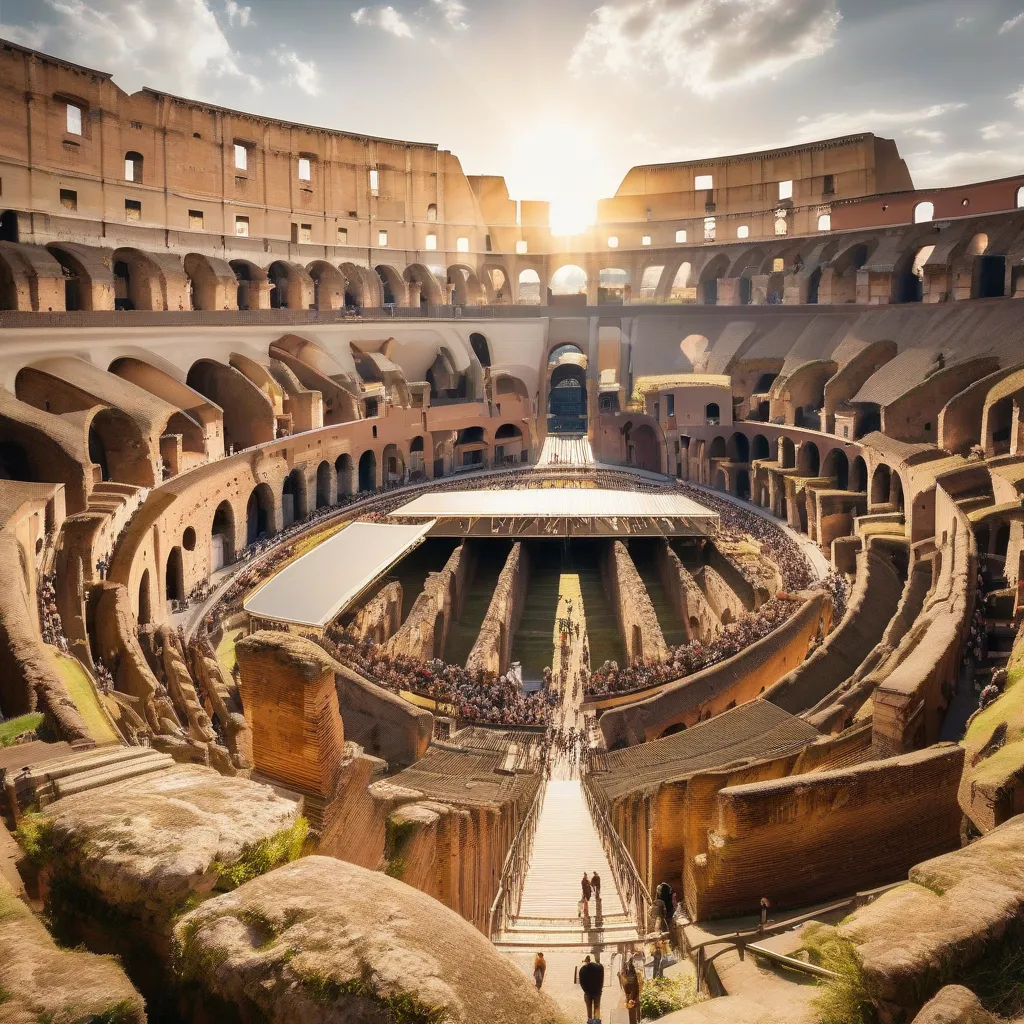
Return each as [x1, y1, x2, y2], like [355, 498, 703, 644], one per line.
[466, 542, 528, 675]
[603, 540, 669, 665]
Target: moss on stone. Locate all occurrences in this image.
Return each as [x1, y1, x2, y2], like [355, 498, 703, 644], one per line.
[214, 817, 309, 891]
[801, 925, 877, 1024]
[0, 712, 44, 747]
[14, 812, 54, 868]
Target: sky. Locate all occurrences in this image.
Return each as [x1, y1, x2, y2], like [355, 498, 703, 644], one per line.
[1, 0, 1023, 233]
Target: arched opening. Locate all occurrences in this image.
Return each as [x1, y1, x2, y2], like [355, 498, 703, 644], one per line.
[246, 483, 274, 544]
[822, 448, 849, 489]
[358, 450, 377, 492]
[851, 456, 868, 493]
[137, 569, 152, 626]
[0, 210, 18, 243]
[404, 263, 443, 310]
[113, 259, 132, 310]
[670, 262, 693, 302]
[307, 260, 346, 311]
[336, 453, 355, 497]
[268, 261, 306, 309]
[182, 526, 197, 552]
[969, 235, 1006, 299]
[629, 423, 660, 472]
[662, 722, 687, 738]
[736, 469, 751, 501]
[548, 362, 588, 433]
[726, 432, 750, 463]
[871, 465, 898, 508]
[897, 245, 935, 303]
[282, 468, 306, 526]
[316, 460, 333, 508]
[493, 423, 524, 465]
[470, 332, 491, 367]
[988, 395, 1014, 455]
[517, 268, 541, 305]
[211, 500, 235, 570]
[598, 268, 628, 304]
[715, 469, 727, 492]
[751, 434, 771, 462]
[124, 151, 143, 183]
[780, 437, 796, 469]
[705, 403, 720, 424]
[382, 444, 405, 484]
[640, 265, 664, 301]
[375, 265, 404, 306]
[699, 254, 730, 305]
[409, 436, 426, 480]
[0, 441, 33, 481]
[230, 260, 265, 310]
[165, 547, 184, 603]
[707, 436, 727, 461]
[1017, 186, 1024, 209]
[550, 264, 587, 298]
[447, 265, 483, 305]
[798, 443, 820, 477]
[913, 201, 934, 224]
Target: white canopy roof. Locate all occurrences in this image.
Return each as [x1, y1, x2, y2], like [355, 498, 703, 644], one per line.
[244, 521, 434, 628]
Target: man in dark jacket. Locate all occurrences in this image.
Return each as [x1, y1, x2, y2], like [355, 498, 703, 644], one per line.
[579, 955, 604, 1021]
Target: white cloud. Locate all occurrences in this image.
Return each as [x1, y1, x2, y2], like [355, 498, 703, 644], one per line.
[224, 0, 252, 28]
[998, 12, 1024, 33]
[1013, 85, 1024, 110]
[905, 128, 946, 144]
[569, 0, 841, 95]
[351, 5, 414, 37]
[981, 122, 1010, 140]
[955, 16, 974, 27]
[792, 102, 965, 141]
[274, 48, 319, 96]
[1, 0, 261, 95]
[909, 147, 1024, 187]
[432, 0, 468, 30]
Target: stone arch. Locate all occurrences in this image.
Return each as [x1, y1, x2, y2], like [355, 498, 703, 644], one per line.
[404, 263, 444, 308]
[470, 332, 491, 368]
[267, 260, 314, 310]
[137, 568, 152, 626]
[707, 436, 727, 461]
[186, 359, 275, 451]
[307, 260, 346, 310]
[358, 449, 377, 492]
[870, 464, 904, 511]
[46, 243, 113, 311]
[726, 432, 750, 463]
[339, 263, 380, 308]
[798, 442, 820, 477]
[183, 253, 236, 310]
[736, 468, 751, 500]
[86, 406, 152, 485]
[282, 467, 308, 526]
[0, 242, 64, 312]
[780, 436, 796, 469]
[0, 441, 33, 481]
[375, 264, 406, 306]
[482, 264, 510, 303]
[751, 434, 771, 462]
[639, 264, 665, 301]
[715, 468, 728, 492]
[211, 500, 236, 570]
[336, 453, 355, 497]
[550, 264, 587, 296]
[704, 402, 720, 423]
[851, 455, 868, 493]
[246, 482, 276, 544]
[165, 546, 184, 603]
[664, 261, 693, 301]
[230, 259, 270, 310]
[382, 444, 405, 483]
[914, 201, 934, 224]
[112, 247, 170, 310]
[894, 243, 936, 303]
[598, 267, 629, 303]
[698, 253, 730, 304]
[316, 460, 334, 508]
[517, 268, 541, 305]
[548, 361, 588, 429]
[630, 423, 661, 473]
[447, 264, 484, 304]
[409, 435, 427, 479]
[822, 447, 849, 489]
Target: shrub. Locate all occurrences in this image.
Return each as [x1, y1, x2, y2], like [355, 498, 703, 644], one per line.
[639, 975, 698, 1019]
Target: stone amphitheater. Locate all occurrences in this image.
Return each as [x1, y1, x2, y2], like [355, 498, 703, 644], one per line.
[1, 35, 1024, 1024]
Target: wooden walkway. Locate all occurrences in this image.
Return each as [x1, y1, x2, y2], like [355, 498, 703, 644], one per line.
[539, 435, 596, 467]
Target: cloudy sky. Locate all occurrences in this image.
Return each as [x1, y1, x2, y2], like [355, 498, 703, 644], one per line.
[2, 0, 1022, 232]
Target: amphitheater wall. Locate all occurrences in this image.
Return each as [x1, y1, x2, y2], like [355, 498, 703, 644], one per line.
[603, 540, 669, 665]
[599, 592, 829, 747]
[689, 744, 965, 920]
[351, 580, 403, 644]
[466, 542, 528, 676]
[654, 539, 718, 642]
[697, 565, 747, 626]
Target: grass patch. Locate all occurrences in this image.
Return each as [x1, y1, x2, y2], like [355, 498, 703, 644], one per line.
[301, 969, 451, 1023]
[55, 655, 119, 746]
[962, 931, 1024, 1018]
[213, 818, 309, 891]
[383, 816, 419, 881]
[801, 926, 877, 1024]
[14, 812, 54, 868]
[0, 984, 11, 1005]
[964, 650, 1024, 790]
[640, 975, 699, 1019]
[0, 712, 44, 747]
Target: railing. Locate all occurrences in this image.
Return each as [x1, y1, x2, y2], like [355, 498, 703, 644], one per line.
[581, 774, 652, 939]
[487, 778, 546, 940]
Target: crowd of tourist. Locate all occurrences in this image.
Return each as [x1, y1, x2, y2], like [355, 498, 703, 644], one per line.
[317, 625, 559, 726]
[37, 573, 70, 654]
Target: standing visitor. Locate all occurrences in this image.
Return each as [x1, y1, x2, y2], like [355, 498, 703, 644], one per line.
[591, 870, 601, 900]
[651, 937, 664, 979]
[759, 896, 770, 934]
[581, 872, 593, 917]
[619, 957, 642, 1024]
[579, 954, 604, 1022]
[533, 951, 546, 989]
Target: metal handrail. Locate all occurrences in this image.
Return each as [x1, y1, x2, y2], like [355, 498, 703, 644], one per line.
[581, 774, 651, 938]
[487, 777, 546, 939]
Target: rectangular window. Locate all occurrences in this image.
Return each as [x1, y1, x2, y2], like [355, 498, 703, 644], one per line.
[378, 229, 388, 247]
[188, 209, 204, 230]
[233, 143, 248, 171]
[60, 188, 77, 211]
[456, 236, 469, 252]
[516, 240, 528, 254]
[608, 236, 619, 248]
[675, 229, 687, 243]
[642, 235, 652, 246]
[737, 225, 749, 238]
[337, 227, 348, 244]
[704, 217, 716, 241]
[369, 168, 379, 194]
[299, 223, 312, 243]
[843, 425, 849, 439]
[823, 174, 835, 195]
[125, 199, 141, 222]
[125, 157, 135, 182]
[666, 394, 675, 417]
[695, 173, 713, 190]
[235, 215, 249, 237]
[779, 179, 793, 200]
[485, 233, 492, 253]
[425, 234, 437, 250]
[298, 157, 311, 181]
[818, 213, 832, 232]
[66, 103, 82, 135]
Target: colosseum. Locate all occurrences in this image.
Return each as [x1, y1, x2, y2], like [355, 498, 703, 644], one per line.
[1, 28, 1024, 1024]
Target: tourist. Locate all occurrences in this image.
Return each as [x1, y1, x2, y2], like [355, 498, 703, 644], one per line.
[578, 954, 604, 1021]
[581, 872, 593, 917]
[759, 896, 771, 934]
[619, 957, 642, 1024]
[591, 869, 601, 900]
[533, 951, 546, 989]
[651, 937, 665, 979]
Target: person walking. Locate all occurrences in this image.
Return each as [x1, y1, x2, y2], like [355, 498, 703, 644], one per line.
[591, 870, 602, 900]
[619, 956, 643, 1024]
[651, 937, 665, 979]
[581, 872, 593, 917]
[533, 951, 546, 990]
[579, 954, 604, 1022]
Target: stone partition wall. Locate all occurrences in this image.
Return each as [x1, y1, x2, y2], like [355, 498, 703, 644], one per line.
[350, 580, 403, 644]
[466, 542, 529, 676]
[687, 744, 965, 921]
[600, 592, 830, 747]
[603, 540, 669, 665]
[695, 564, 748, 626]
[387, 544, 468, 664]
[654, 539, 719, 642]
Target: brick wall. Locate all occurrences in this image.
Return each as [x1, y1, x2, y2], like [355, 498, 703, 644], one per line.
[654, 539, 719, 642]
[466, 542, 529, 676]
[602, 540, 669, 665]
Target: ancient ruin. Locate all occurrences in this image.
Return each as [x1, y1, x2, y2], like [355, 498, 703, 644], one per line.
[0, 23, 1024, 1024]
